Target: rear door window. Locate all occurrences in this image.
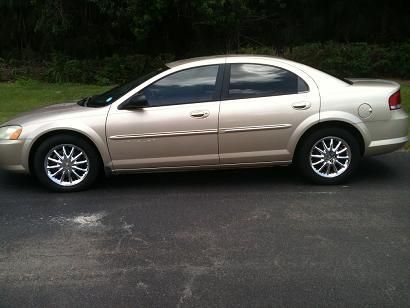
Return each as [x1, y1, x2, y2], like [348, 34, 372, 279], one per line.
[227, 64, 309, 99]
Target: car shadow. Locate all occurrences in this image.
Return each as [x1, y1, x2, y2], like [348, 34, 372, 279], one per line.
[353, 154, 403, 183]
[102, 165, 302, 189]
[97, 154, 403, 193]
[0, 153, 405, 194]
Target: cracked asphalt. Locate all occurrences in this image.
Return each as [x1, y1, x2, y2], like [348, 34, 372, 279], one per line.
[0, 152, 409, 307]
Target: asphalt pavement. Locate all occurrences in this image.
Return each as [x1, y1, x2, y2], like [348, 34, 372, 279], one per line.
[0, 152, 409, 307]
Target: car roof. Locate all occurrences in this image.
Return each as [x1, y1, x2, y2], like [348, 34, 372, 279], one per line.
[166, 54, 284, 68]
[166, 54, 349, 88]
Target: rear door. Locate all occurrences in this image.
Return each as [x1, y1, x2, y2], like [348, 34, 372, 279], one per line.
[218, 61, 320, 164]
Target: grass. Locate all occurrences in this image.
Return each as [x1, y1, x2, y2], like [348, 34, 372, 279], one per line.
[0, 80, 111, 124]
[0, 79, 409, 148]
[399, 82, 410, 149]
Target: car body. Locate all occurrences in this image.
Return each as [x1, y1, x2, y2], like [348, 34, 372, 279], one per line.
[0, 55, 408, 191]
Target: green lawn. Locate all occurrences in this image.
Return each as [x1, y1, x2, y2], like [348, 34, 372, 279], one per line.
[0, 80, 111, 124]
[0, 80, 409, 148]
[399, 82, 410, 149]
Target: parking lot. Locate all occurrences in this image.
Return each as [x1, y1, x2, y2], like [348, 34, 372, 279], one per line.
[0, 152, 409, 307]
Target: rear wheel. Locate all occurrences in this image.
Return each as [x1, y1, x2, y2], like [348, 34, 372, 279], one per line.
[33, 134, 100, 192]
[296, 128, 361, 184]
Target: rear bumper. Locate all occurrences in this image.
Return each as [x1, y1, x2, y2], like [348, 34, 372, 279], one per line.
[366, 136, 408, 156]
[363, 110, 408, 156]
[0, 140, 27, 173]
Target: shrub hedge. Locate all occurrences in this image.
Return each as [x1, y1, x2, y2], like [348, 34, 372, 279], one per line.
[1, 42, 409, 84]
[241, 41, 410, 79]
[0, 53, 175, 85]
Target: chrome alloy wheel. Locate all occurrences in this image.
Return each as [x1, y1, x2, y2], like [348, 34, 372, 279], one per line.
[44, 144, 90, 186]
[309, 136, 351, 178]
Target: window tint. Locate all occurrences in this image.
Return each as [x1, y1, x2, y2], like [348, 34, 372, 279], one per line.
[228, 64, 309, 99]
[142, 65, 219, 107]
[83, 67, 168, 107]
[298, 77, 309, 92]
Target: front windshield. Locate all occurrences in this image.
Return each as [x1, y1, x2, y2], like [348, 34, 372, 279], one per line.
[80, 67, 169, 107]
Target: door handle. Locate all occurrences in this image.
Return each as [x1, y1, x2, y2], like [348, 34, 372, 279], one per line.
[190, 110, 210, 119]
[292, 102, 311, 110]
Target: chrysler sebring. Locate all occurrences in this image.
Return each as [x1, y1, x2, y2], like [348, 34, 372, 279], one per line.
[0, 55, 408, 191]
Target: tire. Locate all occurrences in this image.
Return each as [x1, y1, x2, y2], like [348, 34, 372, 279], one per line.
[295, 128, 361, 184]
[33, 134, 101, 192]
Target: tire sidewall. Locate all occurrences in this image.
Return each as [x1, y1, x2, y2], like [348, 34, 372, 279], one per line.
[296, 128, 361, 184]
[33, 135, 100, 192]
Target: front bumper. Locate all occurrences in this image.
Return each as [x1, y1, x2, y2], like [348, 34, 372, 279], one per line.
[0, 139, 27, 173]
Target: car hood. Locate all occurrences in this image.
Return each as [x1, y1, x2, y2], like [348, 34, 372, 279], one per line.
[2, 101, 109, 126]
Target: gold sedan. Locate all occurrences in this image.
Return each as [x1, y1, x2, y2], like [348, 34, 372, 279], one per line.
[0, 55, 408, 191]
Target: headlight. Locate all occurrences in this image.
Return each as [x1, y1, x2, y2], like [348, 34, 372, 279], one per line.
[0, 126, 23, 140]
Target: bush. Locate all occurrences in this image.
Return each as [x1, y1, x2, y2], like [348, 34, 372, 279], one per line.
[239, 41, 410, 79]
[45, 53, 175, 84]
[0, 42, 409, 84]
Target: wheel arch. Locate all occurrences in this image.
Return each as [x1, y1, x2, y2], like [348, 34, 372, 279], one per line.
[293, 120, 366, 161]
[28, 129, 106, 174]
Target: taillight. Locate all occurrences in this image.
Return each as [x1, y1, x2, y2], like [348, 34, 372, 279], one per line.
[389, 91, 401, 110]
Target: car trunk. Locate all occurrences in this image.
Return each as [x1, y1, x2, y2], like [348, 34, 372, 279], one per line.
[347, 78, 400, 92]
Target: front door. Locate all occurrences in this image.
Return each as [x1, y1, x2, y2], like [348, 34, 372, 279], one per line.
[106, 65, 222, 170]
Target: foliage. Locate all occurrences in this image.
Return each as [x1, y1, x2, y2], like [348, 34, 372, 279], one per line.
[284, 42, 410, 79]
[0, 53, 174, 85]
[240, 41, 410, 79]
[1, 41, 410, 83]
[1, 0, 409, 59]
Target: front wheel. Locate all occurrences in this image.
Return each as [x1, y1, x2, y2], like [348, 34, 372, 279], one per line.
[296, 128, 361, 184]
[33, 134, 101, 192]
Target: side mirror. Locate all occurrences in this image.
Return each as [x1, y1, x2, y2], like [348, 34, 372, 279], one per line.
[118, 94, 148, 110]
